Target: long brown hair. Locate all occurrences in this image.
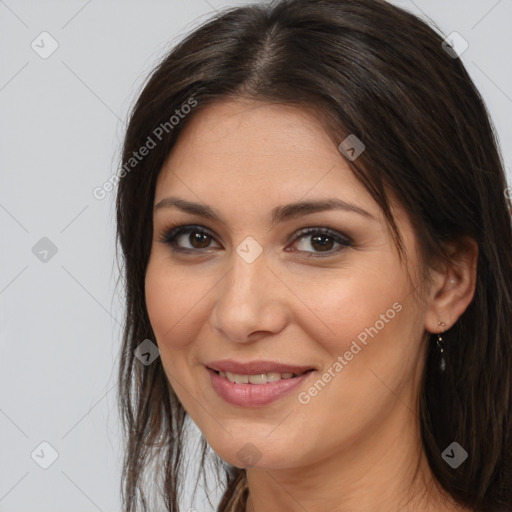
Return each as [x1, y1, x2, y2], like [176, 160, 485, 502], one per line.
[115, 0, 512, 510]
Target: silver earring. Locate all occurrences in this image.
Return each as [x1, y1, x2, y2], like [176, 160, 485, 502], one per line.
[437, 321, 446, 372]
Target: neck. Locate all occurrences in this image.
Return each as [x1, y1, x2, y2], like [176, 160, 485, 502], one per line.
[243, 400, 465, 512]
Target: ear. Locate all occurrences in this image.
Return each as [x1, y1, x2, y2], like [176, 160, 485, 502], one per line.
[424, 236, 478, 334]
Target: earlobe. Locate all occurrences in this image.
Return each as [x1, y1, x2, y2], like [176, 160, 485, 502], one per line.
[424, 236, 479, 333]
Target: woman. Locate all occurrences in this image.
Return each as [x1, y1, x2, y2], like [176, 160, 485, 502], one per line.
[115, 0, 512, 510]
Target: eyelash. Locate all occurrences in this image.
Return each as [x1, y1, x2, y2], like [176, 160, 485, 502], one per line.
[157, 223, 353, 258]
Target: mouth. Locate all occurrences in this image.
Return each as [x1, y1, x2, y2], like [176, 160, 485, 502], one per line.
[208, 367, 314, 384]
[205, 362, 317, 407]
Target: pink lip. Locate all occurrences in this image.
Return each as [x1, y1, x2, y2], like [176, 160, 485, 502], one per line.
[205, 359, 314, 375]
[206, 367, 315, 407]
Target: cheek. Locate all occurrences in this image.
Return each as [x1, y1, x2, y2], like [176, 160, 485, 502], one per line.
[302, 284, 421, 429]
[293, 272, 420, 442]
[145, 246, 416, 365]
[285, 260, 410, 359]
[144, 257, 208, 349]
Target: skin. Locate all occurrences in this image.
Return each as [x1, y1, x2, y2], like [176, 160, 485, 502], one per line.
[145, 98, 478, 512]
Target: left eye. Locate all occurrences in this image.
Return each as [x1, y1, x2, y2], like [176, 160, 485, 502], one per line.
[290, 227, 352, 256]
[159, 225, 352, 257]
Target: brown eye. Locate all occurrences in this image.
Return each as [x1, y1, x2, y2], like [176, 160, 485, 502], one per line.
[159, 224, 352, 258]
[160, 226, 220, 251]
[288, 227, 352, 257]
[310, 234, 335, 251]
[187, 231, 212, 249]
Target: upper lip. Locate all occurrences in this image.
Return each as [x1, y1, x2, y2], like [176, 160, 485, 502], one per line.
[205, 359, 315, 375]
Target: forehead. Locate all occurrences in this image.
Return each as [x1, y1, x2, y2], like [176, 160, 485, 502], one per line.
[156, 98, 368, 206]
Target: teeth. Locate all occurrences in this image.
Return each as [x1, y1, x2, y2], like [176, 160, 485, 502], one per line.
[219, 370, 300, 384]
[233, 373, 249, 384]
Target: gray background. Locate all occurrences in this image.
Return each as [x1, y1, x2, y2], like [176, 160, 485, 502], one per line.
[0, 1, 511, 511]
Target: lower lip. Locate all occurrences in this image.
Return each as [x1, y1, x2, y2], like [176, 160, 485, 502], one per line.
[207, 367, 315, 407]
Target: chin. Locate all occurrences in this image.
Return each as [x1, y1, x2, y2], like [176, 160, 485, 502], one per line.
[206, 434, 300, 470]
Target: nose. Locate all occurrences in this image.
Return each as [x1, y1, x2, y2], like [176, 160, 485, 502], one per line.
[210, 246, 290, 344]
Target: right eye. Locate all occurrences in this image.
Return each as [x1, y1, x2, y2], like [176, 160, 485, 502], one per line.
[158, 224, 221, 252]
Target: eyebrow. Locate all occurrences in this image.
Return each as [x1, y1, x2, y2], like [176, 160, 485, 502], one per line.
[154, 196, 377, 225]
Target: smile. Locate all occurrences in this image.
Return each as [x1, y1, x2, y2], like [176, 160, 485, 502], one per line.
[213, 369, 309, 384]
[206, 367, 315, 407]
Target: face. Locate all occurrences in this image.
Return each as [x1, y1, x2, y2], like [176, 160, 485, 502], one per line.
[145, 98, 431, 471]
